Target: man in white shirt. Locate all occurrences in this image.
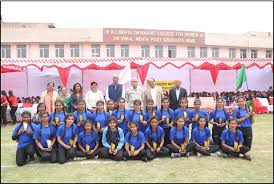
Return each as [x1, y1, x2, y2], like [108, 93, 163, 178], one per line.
[126, 77, 144, 109]
[85, 82, 104, 112]
[143, 78, 163, 110]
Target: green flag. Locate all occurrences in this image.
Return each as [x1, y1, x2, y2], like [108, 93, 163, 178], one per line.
[236, 64, 247, 90]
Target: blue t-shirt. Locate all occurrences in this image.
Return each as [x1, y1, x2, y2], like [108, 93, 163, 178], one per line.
[12, 122, 37, 149]
[127, 110, 148, 133]
[112, 109, 131, 135]
[220, 129, 244, 147]
[144, 126, 165, 144]
[33, 124, 56, 148]
[145, 110, 157, 121]
[56, 124, 78, 148]
[77, 131, 99, 150]
[190, 109, 209, 130]
[49, 111, 66, 128]
[174, 108, 192, 128]
[232, 108, 252, 127]
[209, 109, 230, 125]
[191, 127, 211, 145]
[72, 110, 92, 133]
[90, 111, 110, 129]
[156, 108, 175, 129]
[125, 131, 146, 150]
[170, 126, 189, 145]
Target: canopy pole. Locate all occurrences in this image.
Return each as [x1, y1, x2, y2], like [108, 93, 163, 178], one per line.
[189, 66, 192, 94]
[26, 68, 28, 97]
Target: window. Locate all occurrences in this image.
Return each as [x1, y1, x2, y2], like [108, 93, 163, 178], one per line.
[251, 49, 257, 58]
[91, 44, 100, 57]
[1, 45, 11, 58]
[55, 44, 64, 58]
[266, 50, 272, 58]
[229, 48, 236, 58]
[70, 44, 80, 57]
[212, 48, 219, 57]
[200, 47, 207, 58]
[121, 45, 129, 57]
[16, 45, 26, 58]
[187, 47, 195, 58]
[240, 49, 247, 58]
[106, 45, 115, 57]
[141, 45, 150, 57]
[40, 45, 49, 58]
[168, 46, 176, 58]
[155, 45, 163, 58]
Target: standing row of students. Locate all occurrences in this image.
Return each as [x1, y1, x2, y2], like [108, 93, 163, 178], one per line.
[12, 95, 254, 166]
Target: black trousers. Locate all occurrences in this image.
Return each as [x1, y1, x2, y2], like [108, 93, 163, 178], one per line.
[221, 146, 250, 157]
[1, 106, 7, 125]
[16, 144, 35, 166]
[166, 142, 195, 154]
[212, 125, 226, 147]
[37, 147, 57, 163]
[99, 147, 123, 161]
[122, 149, 147, 160]
[10, 106, 18, 124]
[163, 128, 171, 146]
[193, 142, 219, 156]
[76, 148, 99, 159]
[57, 147, 76, 164]
[238, 127, 253, 150]
[146, 147, 170, 160]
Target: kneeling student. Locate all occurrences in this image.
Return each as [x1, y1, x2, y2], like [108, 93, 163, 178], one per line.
[220, 118, 251, 161]
[100, 117, 125, 161]
[145, 116, 170, 160]
[56, 114, 78, 164]
[12, 111, 37, 166]
[191, 116, 221, 157]
[34, 112, 57, 163]
[123, 122, 147, 161]
[76, 121, 100, 159]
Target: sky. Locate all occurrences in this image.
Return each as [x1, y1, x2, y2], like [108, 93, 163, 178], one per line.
[1, 1, 273, 34]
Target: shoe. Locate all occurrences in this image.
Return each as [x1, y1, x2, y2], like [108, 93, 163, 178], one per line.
[171, 153, 181, 158]
[29, 156, 35, 162]
[243, 154, 252, 161]
[197, 152, 202, 157]
[142, 157, 148, 162]
[185, 153, 190, 158]
[94, 155, 99, 159]
[221, 153, 228, 157]
[123, 157, 127, 161]
[210, 151, 222, 157]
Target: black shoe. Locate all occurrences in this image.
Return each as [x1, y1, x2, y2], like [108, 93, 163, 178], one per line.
[142, 157, 148, 162]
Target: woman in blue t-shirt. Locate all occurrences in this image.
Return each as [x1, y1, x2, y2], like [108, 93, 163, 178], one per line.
[100, 117, 125, 161]
[56, 114, 78, 164]
[33, 112, 57, 163]
[145, 116, 170, 160]
[112, 97, 130, 135]
[209, 97, 230, 146]
[49, 100, 67, 128]
[232, 96, 254, 150]
[220, 118, 251, 161]
[76, 120, 100, 159]
[12, 111, 37, 166]
[166, 116, 194, 158]
[191, 116, 221, 157]
[123, 121, 147, 161]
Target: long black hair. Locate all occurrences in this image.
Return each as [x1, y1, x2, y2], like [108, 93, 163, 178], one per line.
[106, 117, 120, 146]
[62, 113, 75, 139]
[37, 102, 46, 114]
[148, 116, 159, 144]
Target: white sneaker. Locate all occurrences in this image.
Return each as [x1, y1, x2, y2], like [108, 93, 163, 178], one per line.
[197, 152, 202, 157]
[185, 153, 190, 158]
[210, 151, 222, 157]
[171, 153, 181, 158]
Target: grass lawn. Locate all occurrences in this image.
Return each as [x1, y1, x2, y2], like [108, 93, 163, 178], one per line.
[1, 114, 273, 183]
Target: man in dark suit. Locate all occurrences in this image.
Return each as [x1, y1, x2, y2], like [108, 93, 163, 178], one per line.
[169, 80, 187, 110]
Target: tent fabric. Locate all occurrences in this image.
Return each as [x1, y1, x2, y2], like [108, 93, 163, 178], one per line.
[1, 57, 272, 70]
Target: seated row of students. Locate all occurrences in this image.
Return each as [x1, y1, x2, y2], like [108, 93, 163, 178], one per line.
[12, 105, 252, 166]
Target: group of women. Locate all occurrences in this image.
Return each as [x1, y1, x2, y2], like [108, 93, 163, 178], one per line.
[12, 95, 254, 166]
